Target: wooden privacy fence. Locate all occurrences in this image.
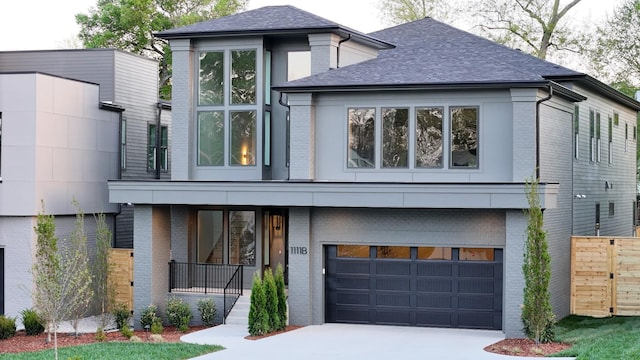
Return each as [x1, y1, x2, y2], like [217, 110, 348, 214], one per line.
[571, 237, 640, 317]
[110, 249, 134, 311]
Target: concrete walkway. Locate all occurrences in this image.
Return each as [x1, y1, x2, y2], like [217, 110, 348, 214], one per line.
[183, 324, 576, 360]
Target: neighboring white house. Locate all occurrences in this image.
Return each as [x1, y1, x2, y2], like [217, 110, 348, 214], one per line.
[108, 6, 639, 337]
[0, 72, 122, 317]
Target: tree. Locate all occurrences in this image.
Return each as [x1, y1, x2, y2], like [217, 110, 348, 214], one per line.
[521, 178, 555, 344]
[247, 272, 269, 336]
[93, 212, 115, 330]
[32, 202, 93, 360]
[274, 264, 287, 330]
[377, 0, 458, 25]
[76, 0, 248, 99]
[472, 0, 584, 60]
[591, 0, 640, 91]
[263, 268, 280, 332]
[66, 202, 94, 337]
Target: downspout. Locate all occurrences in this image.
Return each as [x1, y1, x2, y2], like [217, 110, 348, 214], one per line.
[155, 102, 162, 179]
[336, 34, 351, 69]
[535, 85, 554, 180]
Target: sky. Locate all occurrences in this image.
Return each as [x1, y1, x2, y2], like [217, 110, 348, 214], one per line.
[0, 0, 625, 51]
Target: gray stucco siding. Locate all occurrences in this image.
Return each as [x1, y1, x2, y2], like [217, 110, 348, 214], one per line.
[311, 90, 515, 183]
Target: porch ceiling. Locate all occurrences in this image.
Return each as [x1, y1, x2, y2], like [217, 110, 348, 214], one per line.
[108, 181, 558, 210]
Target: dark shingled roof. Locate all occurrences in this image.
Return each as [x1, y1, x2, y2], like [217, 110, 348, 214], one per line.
[276, 17, 584, 91]
[156, 5, 393, 49]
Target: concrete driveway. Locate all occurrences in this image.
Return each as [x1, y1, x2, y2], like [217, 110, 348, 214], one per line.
[183, 324, 575, 360]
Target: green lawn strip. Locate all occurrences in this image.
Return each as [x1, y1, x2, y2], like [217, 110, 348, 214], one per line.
[0, 342, 223, 360]
[551, 315, 640, 359]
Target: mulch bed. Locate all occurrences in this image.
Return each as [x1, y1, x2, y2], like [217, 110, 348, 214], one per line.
[484, 338, 572, 357]
[245, 326, 303, 340]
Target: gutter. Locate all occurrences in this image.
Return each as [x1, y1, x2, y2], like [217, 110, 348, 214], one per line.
[337, 34, 351, 68]
[536, 86, 554, 180]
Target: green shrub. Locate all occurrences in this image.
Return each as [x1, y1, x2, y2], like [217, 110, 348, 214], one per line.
[140, 304, 159, 330]
[112, 302, 131, 330]
[263, 268, 280, 333]
[275, 264, 287, 330]
[95, 327, 106, 342]
[248, 272, 269, 336]
[151, 318, 164, 334]
[197, 298, 216, 327]
[0, 315, 16, 340]
[120, 326, 134, 339]
[21, 308, 44, 335]
[166, 297, 192, 331]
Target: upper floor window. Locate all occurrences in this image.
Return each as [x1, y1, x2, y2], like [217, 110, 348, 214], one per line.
[197, 49, 258, 167]
[608, 115, 613, 164]
[348, 108, 375, 168]
[148, 124, 168, 171]
[382, 108, 409, 168]
[121, 119, 126, 170]
[347, 105, 478, 170]
[574, 105, 579, 159]
[287, 51, 311, 81]
[416, 107, 443, 168]
[625, 123, 629, 153]
[596, 112, 601, 163]
[450, 107, 478, 168]
[589, 110, 595, 162]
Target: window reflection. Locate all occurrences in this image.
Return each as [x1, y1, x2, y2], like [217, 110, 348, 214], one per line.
[231, 50, 256, 104]
[377, 246, 410, 259]
[287, 51, 311, 81]
[417, 247, 452, 260]
[197, 211, 224, 264]
[198, 111, 225, 166]
[416, 107, 443, 168]
[229, 211, 256, 266]
[199, 51, 224, 105]
[337, 245, 369, 258]
[230, 111, 256, 166]
[348, 108, 375, 168]
[459, 248, 494, 261]
[382, 108, 409, 168]
[451, 107, 478, 168]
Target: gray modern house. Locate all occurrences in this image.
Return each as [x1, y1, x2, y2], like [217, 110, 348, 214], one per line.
[0, 72, 122, 317]
[0, 49, 171, 248]
[108, 6, 639, 337]
[0, 49, 170, 318]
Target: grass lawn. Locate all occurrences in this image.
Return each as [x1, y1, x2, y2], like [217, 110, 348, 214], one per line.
[0, 342, 223, 360]
[552, 315, 640, 359]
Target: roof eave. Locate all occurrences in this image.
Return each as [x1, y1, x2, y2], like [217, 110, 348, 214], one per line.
[274, 81, 553, 94]
[546, 74, 640, 111]
[155, 27, 395, 50]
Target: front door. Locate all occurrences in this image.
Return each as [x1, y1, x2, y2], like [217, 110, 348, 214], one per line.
[265, 211, 287, 282]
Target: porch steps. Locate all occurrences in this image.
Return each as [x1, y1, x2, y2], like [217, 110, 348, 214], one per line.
[224, 290, 251, 326]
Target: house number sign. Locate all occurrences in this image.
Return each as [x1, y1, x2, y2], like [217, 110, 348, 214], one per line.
[290, 246, 308, 255]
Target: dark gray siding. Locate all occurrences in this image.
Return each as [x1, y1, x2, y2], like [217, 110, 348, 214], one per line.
[0, 49, 116, 101]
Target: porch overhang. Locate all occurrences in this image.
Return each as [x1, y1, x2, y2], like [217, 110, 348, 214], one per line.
[108, 181, 558, 210]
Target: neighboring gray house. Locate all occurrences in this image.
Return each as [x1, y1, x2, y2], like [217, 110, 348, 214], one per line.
[0, 72, 122, 317]
[0, 49, 172, 248]
[108, 6, 639, 337]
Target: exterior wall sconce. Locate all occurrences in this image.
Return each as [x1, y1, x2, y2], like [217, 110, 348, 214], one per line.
[574, 194, 587, 199]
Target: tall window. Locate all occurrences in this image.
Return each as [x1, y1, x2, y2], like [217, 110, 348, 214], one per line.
[348, 108, 375, 168]
[148, 124, 168, 171]
[589, 110, 595, 162]
[574, 106, 579, 159]
[197, 49, 257, 167]
[197, 210, 224, 263]
[416, 107, 443, 168]
[596, 112, 601, 163]
[625, 123, 629, 153]
[608, 115, 613, 164]
[450, 107, 478, 168]
[228, 211, 256, 266]
[120, 119, 126, 170]
[381, 108, 408, 168]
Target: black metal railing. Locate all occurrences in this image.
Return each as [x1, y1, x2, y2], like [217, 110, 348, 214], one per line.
[168, 261, 243, 294]
[223, 265, 243, 323]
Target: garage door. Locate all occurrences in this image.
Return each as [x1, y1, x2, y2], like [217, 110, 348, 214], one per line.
[325, 245, 502, 330]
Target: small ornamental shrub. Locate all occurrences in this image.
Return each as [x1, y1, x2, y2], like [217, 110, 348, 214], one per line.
[112, 302, 131, 330]
[150, 334, 165, 343]
[0, 315, 16, 340]
[151, 319, 164, 334]
[95, 327, 106, 342]
[166, 297, 192, 332]
[21, 308, 45, 335]
[263, 268, 280, 333]
[140, 304, 159, 330]
[197, 298, 217, 327]
[129, 335, 142, 342]
[275, 264, 287, 330]
[120, 326, 134, 339]
[248, 272, 269, 336]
